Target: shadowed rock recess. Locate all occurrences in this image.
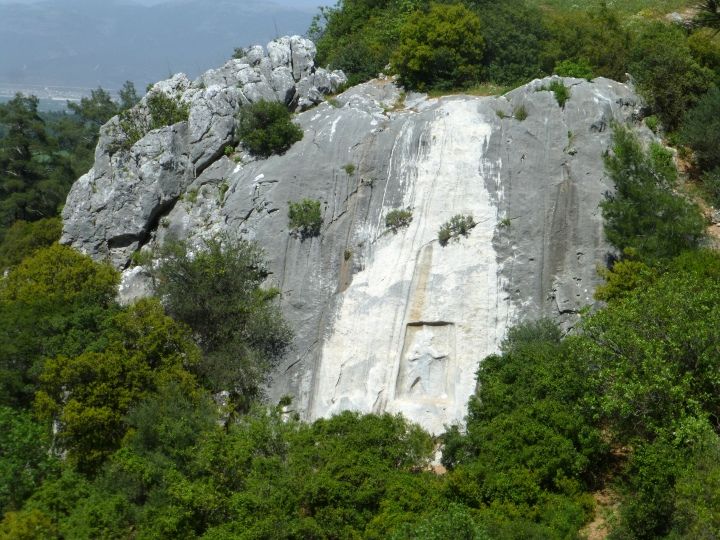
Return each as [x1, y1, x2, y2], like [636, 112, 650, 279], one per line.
[61, 37, 649, 433]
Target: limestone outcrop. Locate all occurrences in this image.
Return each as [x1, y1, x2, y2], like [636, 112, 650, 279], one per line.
[61, 41, 649, 432]
[61, 36, 346, 268]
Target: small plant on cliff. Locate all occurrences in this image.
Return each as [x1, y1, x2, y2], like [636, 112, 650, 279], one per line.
[538, 80, 571, 108]
[438, 214, 476, 246]
[237, 101, 303, 158]
[342, 163, 356, 176]
[117, 92, 189, 150]
[288, 199, 322, 239]
[385, 208, 413, 232]
[513, 105, 528, 121]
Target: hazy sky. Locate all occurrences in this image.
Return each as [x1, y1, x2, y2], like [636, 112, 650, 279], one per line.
[0, 0, 331, 6]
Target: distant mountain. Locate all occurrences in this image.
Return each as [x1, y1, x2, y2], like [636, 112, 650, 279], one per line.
[0, 0, 319, 92]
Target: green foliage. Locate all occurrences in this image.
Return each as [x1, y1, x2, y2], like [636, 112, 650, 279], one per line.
[311, 0, 423, 86]
[342, 162, 356, 175]
[385, 208, 413, 232]
[594, 250, 657, 302]
[288, 198, 323, 239]
[629, 22, 715, 130]
[693, 0, 720, 33]
[392, 3, 484, 91]
[152, 237, 291, 408]
[700, 167, 720, 206]
[476, 0, 546, 85]
[0, 94, 72, 236]
[644, 114, 659, 133]
[553, 58, 594, 79]
[438, 214, 476, 246]
[681, 86, 720, 171]
[600, 125, 705, 262]
[579, 249, 720, 443]
[539, 80, 571, 108]
[117, 91, 189, 150]
[443, 319, 605, 536]
[541, 6, 631, 82]
[513, 104, 528, 120]
[237, 100, 303, 158]
[34, 298, 201, 472]
[0, 217, 61, 271]
[0, 407, 56, 513]
[0, 245, 120, 407]
[0, 508, 57, 540]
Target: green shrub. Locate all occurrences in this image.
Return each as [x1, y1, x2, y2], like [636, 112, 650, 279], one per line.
[237, 101, 303, 158]
[342, 163, 356, 175]
[392, 4, 484, 91]
[438, 214, 476, 246]
[385, 208, 413, 232]
[288, 199, 322, 239]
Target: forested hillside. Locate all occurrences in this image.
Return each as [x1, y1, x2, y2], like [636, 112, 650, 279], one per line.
[1, 1, 720, 538]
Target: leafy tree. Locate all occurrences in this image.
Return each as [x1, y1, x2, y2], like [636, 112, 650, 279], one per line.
[629, 23, 715, 130]
[67, 88, 119, 129]
[578, 249, 720, 442]
[0, 244, 119, 407]
[594, 249, 657, 302]
[34, 298, 201, 472]
[471, 0, 546, 85]
[541, 5, 631, 82]
[237, 100, 303, 158]
[310, 0, 426, 86]
[0, 94, 72, 235]
[600, 125, 705, 262]
[443, 320, 604, 537]
[118, 81, 140, 111]
[392, 3, 484, 91]
[152, 237, 291, 408]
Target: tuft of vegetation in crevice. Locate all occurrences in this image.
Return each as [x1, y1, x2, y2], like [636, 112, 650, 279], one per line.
[115, 92, 189, 151]
[288, 198, 323, 239]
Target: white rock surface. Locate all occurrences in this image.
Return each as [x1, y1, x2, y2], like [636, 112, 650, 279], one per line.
[313, 101, 512, 433]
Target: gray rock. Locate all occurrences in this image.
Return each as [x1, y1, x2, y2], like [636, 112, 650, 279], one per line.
[61, 36, 346, 268]
[65, 72, 650, 433]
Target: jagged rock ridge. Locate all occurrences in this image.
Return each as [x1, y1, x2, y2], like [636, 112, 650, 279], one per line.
[61, 38, 649, 433]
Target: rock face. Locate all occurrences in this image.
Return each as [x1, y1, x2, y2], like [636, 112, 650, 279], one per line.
[61, 36, 346, 268]
[61, 43, 648, 432]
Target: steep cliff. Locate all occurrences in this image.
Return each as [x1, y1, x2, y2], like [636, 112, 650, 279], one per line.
[61, 38, 648, 433]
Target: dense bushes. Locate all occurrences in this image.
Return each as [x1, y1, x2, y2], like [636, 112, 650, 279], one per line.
[237, 100, 303, 158]
[392, 4, 484, 91]
[600, 125, 705, 262]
